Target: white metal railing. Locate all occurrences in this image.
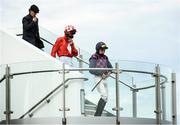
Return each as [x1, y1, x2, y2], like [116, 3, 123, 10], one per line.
[0, 61, 177, 125]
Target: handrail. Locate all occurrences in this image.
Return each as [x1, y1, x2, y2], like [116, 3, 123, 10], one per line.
[121, 70, 168, 91]
[0, 75, 5, 83]
[19, 77, 88, 119]
[16, 34, 54, 46]
[11, 70, 59, 76]
[75, 56, 89, 65]
[57, 68, 168, 90]
[134, 75, 168, 91]
[40, 37, 54, 46]
[16, 34, 22, 36]
[2, 65, 168, 91]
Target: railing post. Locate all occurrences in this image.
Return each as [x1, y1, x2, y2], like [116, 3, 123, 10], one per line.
[161, 84, 166, 120]
[4, 65, 12, 124]
[115, 63, 120, 125]
[132, 77, 137, 118]
[62, 63, 66, 125]
[171, 73, 177, 125]
[80, 89, 85, 115]
[79, 55, 83, 73]
[154, 64, 161, 125]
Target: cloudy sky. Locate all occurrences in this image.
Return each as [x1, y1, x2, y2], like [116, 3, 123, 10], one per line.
[1, 0, 179, 68]
[0, 0, 180, 123]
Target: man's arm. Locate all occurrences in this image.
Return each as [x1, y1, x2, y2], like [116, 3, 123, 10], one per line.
[51, 38, 61, 57]
[70, 42, 78, 56]
[89, 58, 102, 76]
[36, 19, 40, 39]
[107, 60, 113, 68]
[22, 17, 35, 31]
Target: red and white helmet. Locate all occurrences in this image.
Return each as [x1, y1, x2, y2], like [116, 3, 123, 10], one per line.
[64, 25, 76, 35]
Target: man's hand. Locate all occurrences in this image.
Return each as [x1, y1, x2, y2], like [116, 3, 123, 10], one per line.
[102, 72, 111, 79]
[68, 39, 73, 45]
[69, 41, 73, 45]
[33, 17, 37, 22]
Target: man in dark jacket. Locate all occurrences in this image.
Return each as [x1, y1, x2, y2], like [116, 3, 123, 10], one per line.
[22, 5, 44, 49]
[89, 42, 113, 116]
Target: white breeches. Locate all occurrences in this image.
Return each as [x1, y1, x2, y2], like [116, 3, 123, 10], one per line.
[94, 76, 108, 102]
[59, 56, 73, 66]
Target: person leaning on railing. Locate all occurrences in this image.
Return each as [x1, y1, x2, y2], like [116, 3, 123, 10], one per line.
[89, 42, 113, 116]
[51, 25, 78, 66]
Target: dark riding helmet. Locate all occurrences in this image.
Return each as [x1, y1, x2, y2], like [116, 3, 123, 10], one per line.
[29, 5, 39, 13]
[96, 42, 108, 52]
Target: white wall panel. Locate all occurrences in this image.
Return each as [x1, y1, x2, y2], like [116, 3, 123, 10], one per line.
[0, 28, 53, 65]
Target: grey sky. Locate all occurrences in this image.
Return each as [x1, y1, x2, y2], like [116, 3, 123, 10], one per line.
[1, 0, 180, 122]
[2, 0, 179, 68]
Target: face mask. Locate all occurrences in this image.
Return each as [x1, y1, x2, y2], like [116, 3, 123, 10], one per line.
[69, 35, 74, 39]
[66, 33, 74, 39]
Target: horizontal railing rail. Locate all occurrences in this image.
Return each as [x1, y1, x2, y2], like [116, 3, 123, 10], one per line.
[121, 70, 168, 91]
[11, 70, 59, 76]
[56, 68, 168, 90]
[1, 66, 168, 91]
[134, 76, 168, 91]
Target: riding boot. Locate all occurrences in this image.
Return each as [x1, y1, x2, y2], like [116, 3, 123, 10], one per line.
[94, 98, 106, 116]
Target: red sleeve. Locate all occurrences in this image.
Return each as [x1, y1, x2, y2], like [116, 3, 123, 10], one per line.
[51, 38, 62, 57]
[71, 42, 78, 57]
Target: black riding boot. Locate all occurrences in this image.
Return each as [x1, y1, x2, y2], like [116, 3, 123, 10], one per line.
[94, 98, 106, 116]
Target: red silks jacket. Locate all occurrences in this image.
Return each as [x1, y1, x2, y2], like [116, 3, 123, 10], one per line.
[51, 36, 78, 58]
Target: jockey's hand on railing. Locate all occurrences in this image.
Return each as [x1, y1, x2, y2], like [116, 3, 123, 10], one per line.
[102, 72, 111, 79]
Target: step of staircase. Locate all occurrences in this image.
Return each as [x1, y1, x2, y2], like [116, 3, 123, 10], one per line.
[84, 109, 110, 116]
